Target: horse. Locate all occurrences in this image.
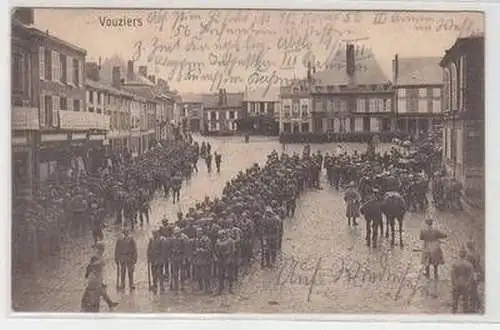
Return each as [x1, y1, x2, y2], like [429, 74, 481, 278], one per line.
[360, 197, 384, 248]
[381, 191, 408, 247]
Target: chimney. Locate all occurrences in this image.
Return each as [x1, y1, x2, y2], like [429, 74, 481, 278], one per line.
[127, 60, 134, 81]
[139, 65, 148, 77]
[392, 54, 399, 85]
[13, 8, 34, 25]
[85, 62, 100, 81]
[218, 89, 224, 105]
[346, 44, 355, 77]
[148, 75, 156, 84]
[223, 89, 228, 105]
[112, 66, 121, 88]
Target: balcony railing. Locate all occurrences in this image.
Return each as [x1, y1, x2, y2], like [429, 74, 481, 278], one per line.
[59, 111, 110, 131]
[12, 106, 40, 130]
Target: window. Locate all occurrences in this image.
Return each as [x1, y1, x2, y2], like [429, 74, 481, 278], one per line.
[229, 111, 235, 119]
[60, 53, 67, 83]
[418, 88, 427, 98]
[67, 97, 73, 111]
[249, 102, 255, 113]
[88, 90, 94, 104]
[44, 95, 53, 127]
[73, 58, 80, 86]
[255, 103, 260, 114]
[73, 99, 80, 112]
[382, 118, 391, 131]
[210, 112, 217, 120]
[327, 98, 334, 112]
[66, 56, 73, 84]
[363, 117, 370, 132]
[12, 52, 24, 93]
[292, 103, 299, 117]
[314, 97, 322, 112]
[397, 88, 406, 98]
[44, 48, 52, 80]
[267, 102, 274, 115]
[327, 119, 334, 130]
[283, 105, 291, 118]
[334, 99, 341, 112]
[260, 102, 265, 113]
[301, 104, 308, 117]
[59, 97, 67, 110]
[433, 88, 441, 99]
[356, 98, 365, 113]
[283, 123, 291, 133]
[407, 89, 419, 112]
[301, 122, 309, 133]
[385, 98, 392, 112]
[210, 121, 217, 130]
[97, 92, 101, 105]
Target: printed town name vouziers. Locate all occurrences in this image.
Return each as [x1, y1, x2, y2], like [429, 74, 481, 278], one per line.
[98, 16, 144, 28]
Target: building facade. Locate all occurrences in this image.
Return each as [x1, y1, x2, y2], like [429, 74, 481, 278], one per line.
[242, 87, 280, 135]
[179, 93, 205, 133]
[393, 56, 443, 135]
[86, 62, 134, 152]
[440, 35, 484, 208]
[280, 80, 312, 134]
[202, 89, 244, 135]
[12, 13, 112, 191]
[309, 44, 393, 136]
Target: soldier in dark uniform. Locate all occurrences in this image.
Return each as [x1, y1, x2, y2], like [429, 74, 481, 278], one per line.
[138, 188, 150, 227]
[451, 249, 475, 313]
[214, 152, 222, 173]
[193, 232, 212, 293]
[172, 172, 183, 204]
[147, 230, 165, 293]
[170, 228, 187, 291]
[214, 229, 235, 294]
[262, 207, 280, 267]
[114, 228, 138, 290]
[230, 226, 243, 281]
[205, 153, 213, 173]
[90, 203, 104, 246]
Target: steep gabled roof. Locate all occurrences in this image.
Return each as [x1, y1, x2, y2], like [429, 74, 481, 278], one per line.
[312, 53, 389, 86]
[397, 57, 443, 86]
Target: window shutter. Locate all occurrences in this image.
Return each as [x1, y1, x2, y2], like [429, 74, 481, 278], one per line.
[39, 47, 45, 79]
[39, 94, 46, 128]
[79, 60, 83, 87]
[51, 51, 58, 82]
[52, 95, 60, 127]
[67, 56, 73, 84]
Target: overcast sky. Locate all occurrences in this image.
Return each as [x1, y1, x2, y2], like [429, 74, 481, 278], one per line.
[33, 9, 484, 94]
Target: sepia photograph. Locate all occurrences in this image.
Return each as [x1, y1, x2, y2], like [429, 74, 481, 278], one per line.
[10, 7, 485, 314]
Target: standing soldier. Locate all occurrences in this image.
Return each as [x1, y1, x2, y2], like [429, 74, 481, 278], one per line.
[465, 240, 483, 312]
[90, 203, 104, 247]
[344, 181, 361, 226]
[214, 230, 235, 294]
[214, 152, 222, 173]
[262, 208, 280, 268]
[451, 249, 475, 313]
[193, 232, 212, 293]
[172, 172, 183, 205]
[147, 230, 165, 293]
[419, 218, 447, 281]
[205, 153, 213, 173]
[170, 228, 187, 291]
[138, 188, 150, 227]
[114, 228, 138, 291]
[230, 226, 243, 281]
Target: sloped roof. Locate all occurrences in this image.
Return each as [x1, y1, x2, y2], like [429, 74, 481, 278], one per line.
[244, 87, 280, 102]
[312, 54, 389, 86]
[85, 79, 134, 97]
[181, 93, 208, 104]
[204, 92, 244, 108]
[397, 57, 443, 86]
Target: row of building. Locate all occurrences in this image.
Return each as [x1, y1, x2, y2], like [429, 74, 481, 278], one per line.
[12, 9, 179, 194]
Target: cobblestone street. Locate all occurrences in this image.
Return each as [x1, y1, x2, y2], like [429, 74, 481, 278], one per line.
[11, 136, 485, 313]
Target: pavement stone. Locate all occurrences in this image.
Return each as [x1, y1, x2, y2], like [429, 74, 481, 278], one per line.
[11, 137, 485, 314]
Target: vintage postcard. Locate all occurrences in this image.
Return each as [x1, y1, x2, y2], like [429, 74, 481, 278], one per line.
[11, 8, 484, 314]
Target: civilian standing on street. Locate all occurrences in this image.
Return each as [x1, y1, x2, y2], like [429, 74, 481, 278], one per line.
[215, 152, 222, 173]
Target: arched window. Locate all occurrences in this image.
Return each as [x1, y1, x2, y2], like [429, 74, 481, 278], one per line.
[450, 62, 458, 111]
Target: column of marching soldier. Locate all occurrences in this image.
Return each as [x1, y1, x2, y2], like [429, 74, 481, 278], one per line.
[81, 146, 320, 312]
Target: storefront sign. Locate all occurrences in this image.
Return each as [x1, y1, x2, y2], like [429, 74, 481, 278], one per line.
[12, 107, 40, 130]
[59, 111, 110, 130]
